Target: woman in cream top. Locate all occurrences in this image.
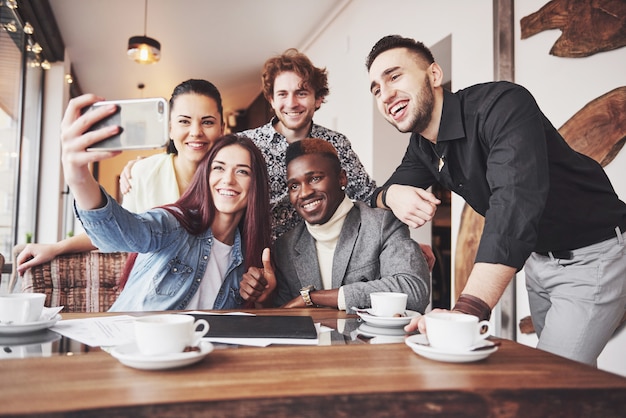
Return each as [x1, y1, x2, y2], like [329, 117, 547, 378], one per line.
[16, 79, 225, 274]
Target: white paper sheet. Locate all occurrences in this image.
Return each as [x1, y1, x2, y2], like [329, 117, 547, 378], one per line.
[50, 315, 136, 347]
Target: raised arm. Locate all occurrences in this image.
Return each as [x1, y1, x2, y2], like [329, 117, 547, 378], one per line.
[60, 94, 121, 210]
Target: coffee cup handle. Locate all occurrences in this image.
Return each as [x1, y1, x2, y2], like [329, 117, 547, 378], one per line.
[477, 320, 492, 340]
[192, 319, 210, 346]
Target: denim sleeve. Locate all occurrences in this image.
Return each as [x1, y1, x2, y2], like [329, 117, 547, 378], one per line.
[75, 187, 180, 253]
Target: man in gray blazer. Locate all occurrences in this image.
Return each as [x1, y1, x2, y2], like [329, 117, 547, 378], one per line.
[273, 138, 430, 313]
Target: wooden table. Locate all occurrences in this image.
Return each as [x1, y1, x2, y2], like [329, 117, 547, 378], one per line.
[1, 308, 625, 417]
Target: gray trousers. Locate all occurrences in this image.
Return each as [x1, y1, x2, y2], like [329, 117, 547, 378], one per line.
[525, 227, 626, 365]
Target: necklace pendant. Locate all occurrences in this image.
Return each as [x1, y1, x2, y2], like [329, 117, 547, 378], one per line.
[438, 157, 445, 172]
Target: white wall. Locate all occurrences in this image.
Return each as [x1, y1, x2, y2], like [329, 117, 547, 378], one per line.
[515, 0, 626, 376]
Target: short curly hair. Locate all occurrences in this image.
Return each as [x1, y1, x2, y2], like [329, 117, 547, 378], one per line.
[262, 48, 329, 107]
[285, 138, 341, 174]
[365, 35, 435, 70]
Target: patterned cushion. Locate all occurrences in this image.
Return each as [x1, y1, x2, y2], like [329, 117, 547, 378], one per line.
[21, 251, 128, 312]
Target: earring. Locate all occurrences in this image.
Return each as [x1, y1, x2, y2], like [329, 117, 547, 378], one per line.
[341, 185, 346, 191]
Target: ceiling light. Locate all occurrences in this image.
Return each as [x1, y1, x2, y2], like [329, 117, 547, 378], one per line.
[23, 22, 33, 35]
[128, 35, 160, 64]
[31, 42, 42, 54]
[127, 0, 160, 64]
[4, 21, 17, 32]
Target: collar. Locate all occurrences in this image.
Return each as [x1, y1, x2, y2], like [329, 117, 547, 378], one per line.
[305, 195, 354, 244]
[436, 89, 466, 143]
[207, 228, 243, 265]
[270, 116, 316, 142]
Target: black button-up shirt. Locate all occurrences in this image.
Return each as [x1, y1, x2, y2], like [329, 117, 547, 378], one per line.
[374, 81, 626, 269]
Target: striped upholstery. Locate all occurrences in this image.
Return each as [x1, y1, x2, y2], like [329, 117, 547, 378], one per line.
[20, 250, 128, 312]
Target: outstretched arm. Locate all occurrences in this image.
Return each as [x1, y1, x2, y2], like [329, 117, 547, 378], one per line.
[16, 233, 96, 275]
[60, 94, 121, 210]
[405, 262, 515, 333]
[18, 95, 122, 274]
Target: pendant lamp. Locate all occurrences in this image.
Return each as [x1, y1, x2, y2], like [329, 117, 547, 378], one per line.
[127, 0, 160, 64]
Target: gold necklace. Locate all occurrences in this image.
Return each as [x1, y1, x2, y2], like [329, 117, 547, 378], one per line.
[430, 142, 445, 172]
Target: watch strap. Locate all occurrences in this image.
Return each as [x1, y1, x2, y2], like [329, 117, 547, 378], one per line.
[300, 285, 315, 307]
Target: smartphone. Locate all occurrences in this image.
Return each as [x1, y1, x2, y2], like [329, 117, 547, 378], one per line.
[85, 97, 169, 151]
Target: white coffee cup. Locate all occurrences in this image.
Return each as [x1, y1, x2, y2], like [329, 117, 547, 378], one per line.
[0, 293, 46, 324]
[370, 292, 408, 317]
[425, 312, 492, 351]
[134, 314, 209, 356]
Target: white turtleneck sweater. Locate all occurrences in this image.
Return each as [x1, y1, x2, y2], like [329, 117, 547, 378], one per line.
[305, 195, 354, 310]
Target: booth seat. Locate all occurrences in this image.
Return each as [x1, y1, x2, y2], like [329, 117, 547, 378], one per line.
[11, 244, 128, 312]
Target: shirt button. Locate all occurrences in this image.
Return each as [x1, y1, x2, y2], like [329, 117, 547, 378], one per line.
[173, 268, 178, 272]
[203, 255, 208, 260]
[458, 183, 463, 188]
[197, 278, 201, 282]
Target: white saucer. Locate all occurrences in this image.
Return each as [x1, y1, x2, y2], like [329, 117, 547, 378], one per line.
[405, 334, 498, 363]
[357, 324, 407, 344]
[358, 323, 407, 337]
[110, 341, 214, 370]
[0, 314, 62, 335]
[0, 329, 62, 346]
[356, 310, 420, 328]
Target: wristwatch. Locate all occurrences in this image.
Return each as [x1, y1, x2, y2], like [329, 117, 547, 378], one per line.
[299, 285, 316, 307]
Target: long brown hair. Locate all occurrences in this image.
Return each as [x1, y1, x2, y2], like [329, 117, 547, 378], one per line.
[163, 134, 271, 269]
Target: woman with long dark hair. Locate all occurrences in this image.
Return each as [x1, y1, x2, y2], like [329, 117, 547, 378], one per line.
[60, 93, 274, 310]
[17, 79, 226, 274]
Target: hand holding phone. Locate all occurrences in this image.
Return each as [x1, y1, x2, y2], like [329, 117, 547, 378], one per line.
[85, 97, 169, 151]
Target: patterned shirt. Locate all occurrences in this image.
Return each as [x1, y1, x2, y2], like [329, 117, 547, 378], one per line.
[240, 118, 377, 241]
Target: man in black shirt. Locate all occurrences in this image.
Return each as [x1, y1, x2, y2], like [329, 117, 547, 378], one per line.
[366, 35, 626, 365]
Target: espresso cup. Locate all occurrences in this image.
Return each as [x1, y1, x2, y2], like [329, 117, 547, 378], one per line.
[370, 292, 408, 317]
[0, 293, 46, 324]
[424, 312, 492, 351]
[134, 314, 209, 356]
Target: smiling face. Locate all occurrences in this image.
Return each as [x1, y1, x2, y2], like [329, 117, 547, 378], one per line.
[170, 93, 224, 164]
[270, 71, 323, 137]
[368, 48, 436, 134]
[209, 144, 252, 217]
[286, 153, 347, 225]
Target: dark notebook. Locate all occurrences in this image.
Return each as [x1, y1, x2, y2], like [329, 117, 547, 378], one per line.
[191, 314, 318, 340]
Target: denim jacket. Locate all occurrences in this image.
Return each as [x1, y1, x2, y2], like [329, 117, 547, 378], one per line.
[75, 190, 245, 311]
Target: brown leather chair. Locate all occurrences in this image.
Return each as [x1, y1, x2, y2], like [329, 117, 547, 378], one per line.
[11, 244, 128, 312]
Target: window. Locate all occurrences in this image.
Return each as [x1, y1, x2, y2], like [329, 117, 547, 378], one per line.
[0, 2, 44, 268]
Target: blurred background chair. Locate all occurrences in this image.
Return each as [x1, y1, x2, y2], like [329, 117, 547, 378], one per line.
[0, 252, 5, 291]
[10, 244, 128, 312]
